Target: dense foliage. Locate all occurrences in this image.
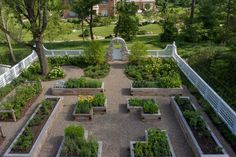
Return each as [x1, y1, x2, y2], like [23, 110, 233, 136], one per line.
[129, 42, 148, 64]
[61, 125, 98, 156]
[76, 94, 106, 114]
[129, 98, 158, 114]
[47, 66, 65, 80]
[0, 82, 42, 120]
[126, 58, 182, 88]
[11, 99, 57, 153]
[134, 128, 172, 157]
[84, 64, 110, 79]
[175, 96, 223, 154]
[64, 77, 102, 88]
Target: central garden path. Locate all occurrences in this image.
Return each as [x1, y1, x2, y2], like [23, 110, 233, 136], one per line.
[39, 62, 194, 157]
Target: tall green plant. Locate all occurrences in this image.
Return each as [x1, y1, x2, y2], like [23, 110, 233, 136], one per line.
[84, 41, 105, 65]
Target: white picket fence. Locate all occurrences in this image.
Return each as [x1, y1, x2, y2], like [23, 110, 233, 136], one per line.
[0, 43, 235, 135]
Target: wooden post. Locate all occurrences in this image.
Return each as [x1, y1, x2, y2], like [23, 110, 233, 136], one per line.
[11, 109, 16, 122]
[0, 125, 6, 138]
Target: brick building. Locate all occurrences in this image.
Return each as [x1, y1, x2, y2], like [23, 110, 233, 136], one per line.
[62, 0, 155, 18]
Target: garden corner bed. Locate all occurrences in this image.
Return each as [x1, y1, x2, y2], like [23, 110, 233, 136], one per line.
[51, 77, 104, 95]
[3, 96, 63, 157]
[73, 94, 107, 121]
[130, 128, 175, 157]
[126, 58, 183, 96]
[0, 81, 42, 122]
[170, 96, 229, 157]
[56, 125, 102, 157]
[127, 98, 161, 121]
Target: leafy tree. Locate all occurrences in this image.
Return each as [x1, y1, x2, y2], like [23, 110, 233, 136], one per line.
[71, 0, 89, 41]
[115, 0, 139, 41]
[129, 42, 148, 63]
[0, 3, 16, 62]
[0, 0, 61, 75]
[160, 17, 178, 42]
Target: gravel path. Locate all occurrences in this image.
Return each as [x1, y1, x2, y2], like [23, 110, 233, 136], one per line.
[0, 63, 235, 157]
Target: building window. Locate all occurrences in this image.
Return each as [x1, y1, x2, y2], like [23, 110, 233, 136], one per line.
[101, 10, 108, 16]
[102, 0, 108, 4]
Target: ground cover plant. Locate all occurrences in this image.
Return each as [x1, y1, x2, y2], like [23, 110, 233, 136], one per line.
[129, 98, 159, 114]
[76, 94, 106, 114]
[134, 128, 172, 157]
[126, 58, 182, 88]
[61, 125, 98, 156]
[174, 96, 223, 154]
[11, 98, 58, 153]
[0, 81, 42, 120]
[64, 77, 102, 88]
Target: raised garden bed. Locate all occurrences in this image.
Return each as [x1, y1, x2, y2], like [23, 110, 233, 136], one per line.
[56, 125, 102, 157]
[126, 58, 183, 96]
[130, 81, 183, 96]
[51, 77, 104, 95]
[0, 81, 42, 121]
[130, 128, 175, 157]
[170, 96, 229, 157]
[73, 94, 107, 121]
[3, 96, 63, 157]
[127, 98, 161, 121]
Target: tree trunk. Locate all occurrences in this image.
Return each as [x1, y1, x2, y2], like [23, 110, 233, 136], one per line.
[82, 19, 85, 41]
[226, 0, 231, 29]
[35, 37, 48, 76]
[89, 6, 94, 40]
[189, 0, 195, 25]
[0, 9, 16, 62]
[115, 16, 121, 37]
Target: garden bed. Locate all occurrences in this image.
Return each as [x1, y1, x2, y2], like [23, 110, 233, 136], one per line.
[126, 58, 183, 96]
[170, 96, 229, 157]
[73, 94, 107, 121]
[127, 98, 161, 121]
[130, 81, 183, 96]
[130, 128, 175, 157]
[3, 96, 63, 157]
[51, 77, 104, 95]
[0, 82, 42, 121]
[56, 125, 102, 157]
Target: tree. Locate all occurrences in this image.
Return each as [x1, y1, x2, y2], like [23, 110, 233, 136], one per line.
[71, 0, 89, 41]
[0, 4, 16, 63]
[189, 0, 195, 25]
[129, 42, 148, 63]
[115, 1, 139, 41]
[0, 0, 61, 75]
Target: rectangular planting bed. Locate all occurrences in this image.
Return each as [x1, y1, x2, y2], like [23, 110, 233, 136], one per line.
[130, 81, 183, 96]
[51, 78, 104, 96]
[130, 128, 175, 157]
[170, 96, 229, 157]
[73, 94, 107, 121]
[127, 98, 161, 121]
[56, 125, 102, 157]
[0, 82, 42, 122]
[3, 96, 63, 157]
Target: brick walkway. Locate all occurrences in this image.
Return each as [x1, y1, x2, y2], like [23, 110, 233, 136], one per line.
[0, 63, 235, 157]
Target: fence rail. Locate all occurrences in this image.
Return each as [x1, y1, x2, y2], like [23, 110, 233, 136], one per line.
[0, 43, 235, 135]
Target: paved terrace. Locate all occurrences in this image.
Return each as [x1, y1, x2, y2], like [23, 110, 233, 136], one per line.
[0, 62, 235, 157]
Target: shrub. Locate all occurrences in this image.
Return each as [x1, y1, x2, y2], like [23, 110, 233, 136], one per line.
[129, 42, 148, 64]
[64, 77, 102, 88]
[76, 101, 92, 114]
[93, 93, 106, 107]
[143, 102, 158, 114]
[47, 66, 65, 80]
[65, 125, 84, 139]
[84, 64, 110, 79]
[160, 18, 178, 42]
[84, 41, 105, 65]
[134, 128, 172, 157]
[61, 125, 98, 156]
